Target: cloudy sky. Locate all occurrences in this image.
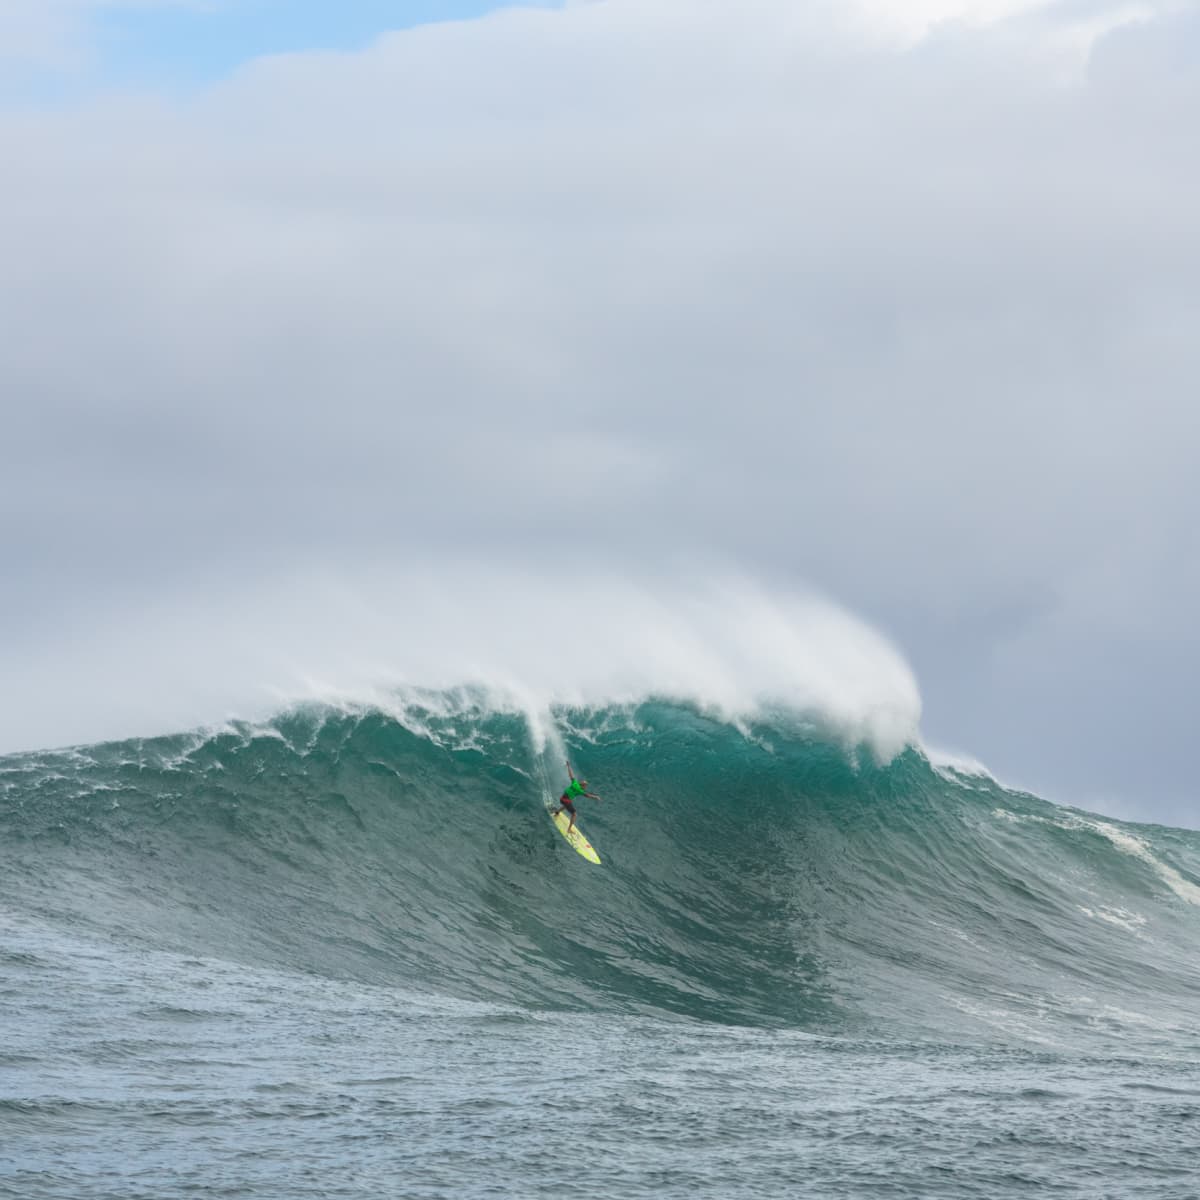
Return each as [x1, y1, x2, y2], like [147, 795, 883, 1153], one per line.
[2, 0, 1198, 825]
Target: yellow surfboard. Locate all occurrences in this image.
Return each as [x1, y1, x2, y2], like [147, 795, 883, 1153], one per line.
[550, 809, 602, 864]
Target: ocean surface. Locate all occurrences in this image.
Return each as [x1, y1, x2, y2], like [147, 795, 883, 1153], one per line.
[3, 696, 1199, 1198]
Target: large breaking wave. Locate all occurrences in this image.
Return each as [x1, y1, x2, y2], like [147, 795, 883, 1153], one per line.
[2, 696, 1198, 1049]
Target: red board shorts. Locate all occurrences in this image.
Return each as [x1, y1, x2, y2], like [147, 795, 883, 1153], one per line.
[559, 796, 577, 815]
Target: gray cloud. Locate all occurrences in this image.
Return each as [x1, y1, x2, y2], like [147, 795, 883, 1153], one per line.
[2, 1, 1198, 823]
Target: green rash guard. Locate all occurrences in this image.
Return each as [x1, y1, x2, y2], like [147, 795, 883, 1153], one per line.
[564, 779, 586, 800]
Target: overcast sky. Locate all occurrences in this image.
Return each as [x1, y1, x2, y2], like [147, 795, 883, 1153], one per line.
[2, 0, 1198, 826]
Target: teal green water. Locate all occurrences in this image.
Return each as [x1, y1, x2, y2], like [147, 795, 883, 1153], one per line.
[2, 699, 1199, 1197]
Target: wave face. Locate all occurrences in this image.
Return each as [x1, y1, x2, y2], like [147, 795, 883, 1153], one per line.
[2, 698, 1198, 1047]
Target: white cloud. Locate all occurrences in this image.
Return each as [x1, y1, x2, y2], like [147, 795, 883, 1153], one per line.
[0, 0, 85, 67]
[1, 0, 1198, 815]
[0, 0, 197, 69]
[842, 0, 1151, 45]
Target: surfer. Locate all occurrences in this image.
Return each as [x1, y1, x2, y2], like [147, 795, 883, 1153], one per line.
[552, 760, 601, 835]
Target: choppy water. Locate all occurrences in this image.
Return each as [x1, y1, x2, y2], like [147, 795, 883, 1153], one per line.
[3, 699, 1199, 1197]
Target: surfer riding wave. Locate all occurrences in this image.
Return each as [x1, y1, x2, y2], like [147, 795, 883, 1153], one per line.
[551, 760, 601, 834]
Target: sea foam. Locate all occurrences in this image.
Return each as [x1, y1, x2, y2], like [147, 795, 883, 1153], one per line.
[4, 565, 921, 760]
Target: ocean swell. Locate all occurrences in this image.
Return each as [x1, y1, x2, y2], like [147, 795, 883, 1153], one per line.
[2, 698, 1198, 1048]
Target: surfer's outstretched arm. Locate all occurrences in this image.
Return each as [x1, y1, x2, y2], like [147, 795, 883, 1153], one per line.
[565, 759, 575, 780]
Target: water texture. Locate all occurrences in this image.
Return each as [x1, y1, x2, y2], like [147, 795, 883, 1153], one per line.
[3, 699, 1198, 1198]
